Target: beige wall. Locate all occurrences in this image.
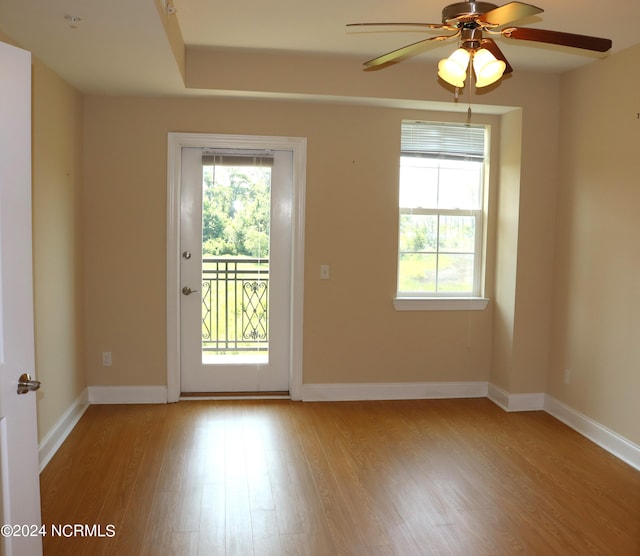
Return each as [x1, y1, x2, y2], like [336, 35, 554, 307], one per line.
[31, 59, 86, 442]
[82, 65, 559, 392]
[490, 108, 522, 392]
[549, 43, 640, 445]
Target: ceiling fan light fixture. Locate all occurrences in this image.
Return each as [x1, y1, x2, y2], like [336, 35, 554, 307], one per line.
[473, 48, 506, 87]
[350, 1, 612, 91]
[437, 48, 470, 87]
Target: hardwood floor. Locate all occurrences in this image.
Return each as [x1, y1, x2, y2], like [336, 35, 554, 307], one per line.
[40, 399, 640, 555]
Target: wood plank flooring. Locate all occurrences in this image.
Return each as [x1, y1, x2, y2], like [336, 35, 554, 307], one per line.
[40, 399, 640, 555]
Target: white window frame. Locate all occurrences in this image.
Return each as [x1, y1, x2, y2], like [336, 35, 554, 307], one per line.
[394, 121, 490, 311]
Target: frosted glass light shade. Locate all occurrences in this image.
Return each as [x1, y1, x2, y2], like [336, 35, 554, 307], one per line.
[437, 48, 470, 87]
[473, 48, 506, 88]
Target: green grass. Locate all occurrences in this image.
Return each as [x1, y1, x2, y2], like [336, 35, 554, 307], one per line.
[398, 254, 473, 293]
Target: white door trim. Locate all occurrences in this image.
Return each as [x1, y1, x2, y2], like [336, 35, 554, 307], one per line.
[166, 133, 306, 402]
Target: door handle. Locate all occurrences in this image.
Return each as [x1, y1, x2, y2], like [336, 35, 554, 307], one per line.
[17, 373, 41, 395]
[182, 286, 199, 296]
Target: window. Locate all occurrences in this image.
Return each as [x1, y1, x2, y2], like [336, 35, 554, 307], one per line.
[395, 121, 489, 311]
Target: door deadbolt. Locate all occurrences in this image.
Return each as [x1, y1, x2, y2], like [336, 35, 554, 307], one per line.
[182, 251, 191, 260]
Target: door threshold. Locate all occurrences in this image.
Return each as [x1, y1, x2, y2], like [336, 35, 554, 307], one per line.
[180, 391, 290, 401]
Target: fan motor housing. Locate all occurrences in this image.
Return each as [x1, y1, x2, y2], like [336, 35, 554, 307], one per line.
[442, 1, 498, 24]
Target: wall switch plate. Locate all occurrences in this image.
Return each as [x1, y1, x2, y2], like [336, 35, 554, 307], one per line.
[102, 351, 112, 367]
[320, 264, 330, 280]
[564, 368, 571, 384]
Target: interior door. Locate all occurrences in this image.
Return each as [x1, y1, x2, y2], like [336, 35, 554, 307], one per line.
[0, 41, 43, 556]
[180, 146, 293, 393]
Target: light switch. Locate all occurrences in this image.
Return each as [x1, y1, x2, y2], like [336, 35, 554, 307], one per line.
[320, 264, 330, 280]
[102, 351, 112, 367]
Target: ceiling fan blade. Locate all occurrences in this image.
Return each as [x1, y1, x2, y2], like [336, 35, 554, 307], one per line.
[502, 27, 612, 52]
[363, 33, 459, 68]
[347, 22, 450, 30]
[480, 38, 513, 74]
[478, 1, 543, 27]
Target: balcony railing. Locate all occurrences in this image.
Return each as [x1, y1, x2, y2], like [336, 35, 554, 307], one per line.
[201, 257, 269, 353]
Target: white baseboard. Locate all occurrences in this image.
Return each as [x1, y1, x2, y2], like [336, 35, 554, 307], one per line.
[302, 381, 489, 402]
[488, 384, 546, 412]
[87, 385, 168, 404]
[45, 383, 639, 474]
[544, 395, 640, 472]
[39, 388, 89, 472]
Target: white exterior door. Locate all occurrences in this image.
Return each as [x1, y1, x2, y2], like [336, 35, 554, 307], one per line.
[0, 42, 43, 556]
[179, 143, 293, 393]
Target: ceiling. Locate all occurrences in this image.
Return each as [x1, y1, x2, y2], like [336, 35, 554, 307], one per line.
[0, 0, 638, 97]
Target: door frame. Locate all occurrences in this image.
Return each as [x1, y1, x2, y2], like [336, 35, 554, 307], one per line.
[166, 133, 306, 402]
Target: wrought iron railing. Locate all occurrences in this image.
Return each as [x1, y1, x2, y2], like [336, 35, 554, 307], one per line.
[201, 257, 269, 353]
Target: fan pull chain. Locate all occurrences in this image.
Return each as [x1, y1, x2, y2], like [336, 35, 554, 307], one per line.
[466, 58, 473, 124]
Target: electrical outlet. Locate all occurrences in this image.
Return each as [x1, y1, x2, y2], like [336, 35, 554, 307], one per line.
[102, 351, 112, 367]
[564, 368, 571, 384]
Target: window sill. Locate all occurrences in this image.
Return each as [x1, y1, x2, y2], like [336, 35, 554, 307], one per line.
[393, 297, 490, 311]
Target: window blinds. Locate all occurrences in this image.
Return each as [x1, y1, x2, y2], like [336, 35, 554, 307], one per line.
[401, 120, 485, 161]
[201, 148, 274, 167]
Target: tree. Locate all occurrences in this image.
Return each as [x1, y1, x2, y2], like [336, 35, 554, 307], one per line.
[202, 164, 271, 257]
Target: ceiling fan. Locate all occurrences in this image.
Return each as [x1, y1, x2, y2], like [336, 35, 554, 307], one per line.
[347, 1, 612, 86]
